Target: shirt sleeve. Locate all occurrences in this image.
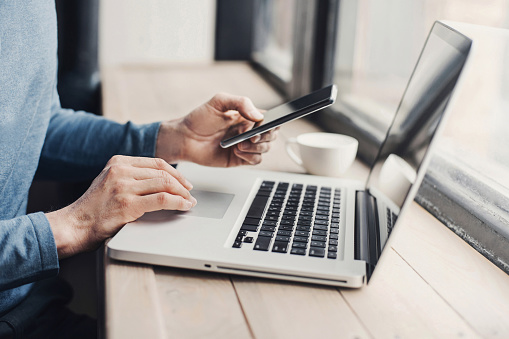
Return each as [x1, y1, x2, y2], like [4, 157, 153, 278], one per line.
[0, 213, 59, 291]
[35, 88, 161, 181]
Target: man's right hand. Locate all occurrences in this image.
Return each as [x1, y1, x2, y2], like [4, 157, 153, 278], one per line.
[45, 155, 196, 259]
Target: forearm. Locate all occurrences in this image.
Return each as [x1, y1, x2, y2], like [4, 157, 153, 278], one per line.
[37, 108, 161, 181]
[0, 214, 59, 291]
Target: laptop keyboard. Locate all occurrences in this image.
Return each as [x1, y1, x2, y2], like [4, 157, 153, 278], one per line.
[232, 181, 341, 259]
[386, 207, 398, 236]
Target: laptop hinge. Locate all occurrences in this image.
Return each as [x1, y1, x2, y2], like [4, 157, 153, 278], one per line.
[354, 190, 380, 281]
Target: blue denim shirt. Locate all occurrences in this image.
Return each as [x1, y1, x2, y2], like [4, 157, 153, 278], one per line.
[0, 1, 160, 314]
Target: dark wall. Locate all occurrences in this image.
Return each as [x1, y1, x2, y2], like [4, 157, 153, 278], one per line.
[215, 0, 255, 60]
[55, 0, 101, 114]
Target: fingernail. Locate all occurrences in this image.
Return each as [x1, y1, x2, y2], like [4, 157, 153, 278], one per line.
[191, 196, 197, 206]
[184, 200, 193, 210]
[253, 110, 264, 120]
[185, 179, 193, 189]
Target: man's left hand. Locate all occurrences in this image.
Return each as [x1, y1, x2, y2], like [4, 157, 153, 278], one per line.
[155, 93, 278, 167]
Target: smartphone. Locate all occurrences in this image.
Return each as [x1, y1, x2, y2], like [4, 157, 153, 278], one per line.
[220, 84, 337, 148]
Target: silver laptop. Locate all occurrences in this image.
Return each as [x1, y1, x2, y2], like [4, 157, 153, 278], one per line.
[108, 22, 471, 287]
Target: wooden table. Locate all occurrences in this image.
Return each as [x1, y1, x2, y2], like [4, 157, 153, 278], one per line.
[101, 62, 509, 339]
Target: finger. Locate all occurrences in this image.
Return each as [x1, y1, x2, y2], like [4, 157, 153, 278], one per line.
[209, 93, 264, 122]
[136, 193, 195, 212]
[237, 141, 271, 154]
[233, 147, 263, 165]
[250, 128, 279, 143]
[122, 156, 193, 190]
[132, 177, 196, 205]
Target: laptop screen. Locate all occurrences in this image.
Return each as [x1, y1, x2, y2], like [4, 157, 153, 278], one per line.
[365, 22, 471, 250]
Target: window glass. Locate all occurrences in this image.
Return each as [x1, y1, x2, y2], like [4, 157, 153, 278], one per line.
[333, 0, 509, 194]
[334, 0, 509, 127]
[252, 0, 296, 83]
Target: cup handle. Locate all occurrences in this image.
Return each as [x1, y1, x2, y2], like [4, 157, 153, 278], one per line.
[285, 138, 303, 166]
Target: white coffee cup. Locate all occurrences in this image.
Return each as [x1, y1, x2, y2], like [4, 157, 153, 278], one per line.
[285, 132, 358, 176]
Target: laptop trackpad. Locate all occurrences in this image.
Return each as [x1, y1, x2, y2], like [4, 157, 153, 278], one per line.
[183, 190, 234, 219]
[138, 190, 234, 221]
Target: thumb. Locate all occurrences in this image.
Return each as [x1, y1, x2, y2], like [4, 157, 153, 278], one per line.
[209, 93, 264, 122]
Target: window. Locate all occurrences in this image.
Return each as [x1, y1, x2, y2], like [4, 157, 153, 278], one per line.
[326, 0, 509, 273]
[251, 0, 321, 98]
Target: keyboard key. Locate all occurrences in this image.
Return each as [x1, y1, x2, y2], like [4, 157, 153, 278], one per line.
[328, 245, 338, 252]
[263, 220, 277, 226]
[275, 235, 290, 242]
[312, 230, 327, 236]
[272, 241, 289, 253]
[260, 225, 276, 232]
[296, 226, 311, 231]
[241, 224, 258, 232]
[237, 230, 247, 236]
[246, 196, 269, 219]
[243, 217, 261, 226]
[259, 231, 274, 237]
[311, 241, 326, 248]
[293, 236, 309, 243]
[330, 228, 339, 234]
[327, 252, 337, 259]
[295, 231, 310, 237]
[309, 247, 325, 257]
[256, 190, 271, 197]
[297, 220, 312, 226]
[312, 235, 327, 242]
[314, 220, 328, 226]
[330, 234, 339, 240]
[277, 230, 292, 236]
[279, 225, 294, 231]
[329, 239, 338, 246]
[254, 236, 272, 251]
[313, 225, 328, 231]
[233, 241, 242, 248]
[292, 242, 307, 249]
[315, 215, 329, 220]
[244, 237, 254, 243]
[290, 248, 306, 255]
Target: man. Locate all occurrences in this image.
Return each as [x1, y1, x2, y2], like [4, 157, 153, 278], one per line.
[0, 1, 277, 338]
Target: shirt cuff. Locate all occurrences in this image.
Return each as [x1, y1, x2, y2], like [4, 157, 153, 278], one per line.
[28, 212, 59, 276]
[137, 121, 162, 158]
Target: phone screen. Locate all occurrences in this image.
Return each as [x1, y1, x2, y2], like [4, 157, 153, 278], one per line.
[220, 85, 337, 148]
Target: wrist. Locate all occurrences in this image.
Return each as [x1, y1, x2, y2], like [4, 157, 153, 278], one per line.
[46, 206, 80, 259]
[155, 118, 186, 163]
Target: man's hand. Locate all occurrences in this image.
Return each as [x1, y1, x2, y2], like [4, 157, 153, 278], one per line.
[155, 93, 278, 167]
[46, 155, 196, 258]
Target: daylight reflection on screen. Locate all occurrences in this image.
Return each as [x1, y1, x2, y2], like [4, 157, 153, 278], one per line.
[366, 23, 471, 241]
